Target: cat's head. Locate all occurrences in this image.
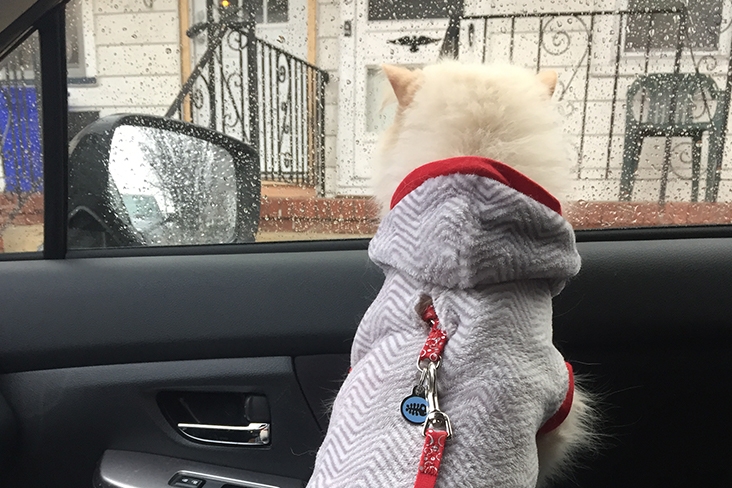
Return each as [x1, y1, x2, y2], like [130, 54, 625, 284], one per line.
[372, 61, 571, 215]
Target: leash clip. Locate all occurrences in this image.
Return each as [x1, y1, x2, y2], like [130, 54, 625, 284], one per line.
[422, 360, 453, 439]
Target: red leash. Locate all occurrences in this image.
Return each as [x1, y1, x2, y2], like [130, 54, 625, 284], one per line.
[412, 305, 451, 488]
[408, 304, 573, 488]
[415, 429, 449, 488]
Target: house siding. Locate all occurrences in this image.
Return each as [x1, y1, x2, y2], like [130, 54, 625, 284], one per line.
[68, 0, 182, 118]
[317, 0, 341, 197]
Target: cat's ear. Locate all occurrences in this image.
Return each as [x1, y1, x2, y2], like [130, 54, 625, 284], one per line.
[382, 64, 420, 107]
[537, 70, 558, 97]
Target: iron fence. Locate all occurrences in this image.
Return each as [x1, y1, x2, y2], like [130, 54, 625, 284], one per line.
[168, 15, 328, 195]
[256, 39, 328, 191]
[441, 6, 732, 203]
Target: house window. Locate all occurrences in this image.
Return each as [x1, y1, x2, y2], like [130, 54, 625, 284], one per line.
[365, 65, 424, 133]
[66, 0, 86, 78]
[625, 0, 724, 51]
[255, 0, 288, 23]
[366, 67, 394, 134]
[368, 0, 463, 21]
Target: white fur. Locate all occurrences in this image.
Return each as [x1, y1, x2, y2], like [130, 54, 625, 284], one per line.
[373, 61, 574, 215]
[537, 386, 597, 486]
[372, 60, 594, 486]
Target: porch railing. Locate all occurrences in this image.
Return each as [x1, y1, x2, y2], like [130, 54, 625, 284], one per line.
[440, 6, 732, 203]
[167, 18, 329, 195]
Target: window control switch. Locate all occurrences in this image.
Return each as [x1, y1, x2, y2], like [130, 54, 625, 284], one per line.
[170, 473, 206, 487]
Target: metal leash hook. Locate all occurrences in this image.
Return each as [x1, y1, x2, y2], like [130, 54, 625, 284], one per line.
[422, 360, 453, 438]
[409, 305, 452, 488]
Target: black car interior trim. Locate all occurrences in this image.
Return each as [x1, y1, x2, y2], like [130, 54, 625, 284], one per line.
[0, 358, 321, 485]
[1, 241, 731, 486]
[38, 3, 69, 259]
[0, 0, 59, 60]
[2, 240, 732, 375]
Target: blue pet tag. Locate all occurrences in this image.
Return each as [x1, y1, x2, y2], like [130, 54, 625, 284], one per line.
[401, 389, 428, 424]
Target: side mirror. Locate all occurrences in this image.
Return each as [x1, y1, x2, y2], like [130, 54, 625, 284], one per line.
[68, 114, 260, 249]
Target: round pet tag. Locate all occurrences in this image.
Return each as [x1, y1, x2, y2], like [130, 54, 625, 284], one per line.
[401, 394, 428, 424]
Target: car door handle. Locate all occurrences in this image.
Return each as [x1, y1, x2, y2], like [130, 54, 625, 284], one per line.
[177, 422, 270, 446]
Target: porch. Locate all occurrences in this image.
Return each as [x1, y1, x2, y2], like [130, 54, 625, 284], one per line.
[167, 6, 329, 196]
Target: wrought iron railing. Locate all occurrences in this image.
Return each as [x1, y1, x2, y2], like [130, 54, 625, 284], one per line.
[167, 17, 329, 195]
[256, 39, 329, 191]
[441, 6, 732, 203]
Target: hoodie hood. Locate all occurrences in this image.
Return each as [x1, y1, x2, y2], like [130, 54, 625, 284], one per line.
[369, 156, 581, 292]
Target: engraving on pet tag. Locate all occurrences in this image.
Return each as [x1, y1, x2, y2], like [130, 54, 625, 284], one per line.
[401, 386, 428, 424]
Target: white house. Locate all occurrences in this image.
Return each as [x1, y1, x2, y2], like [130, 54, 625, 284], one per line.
[64, 0, 732, 204]
[325, 0, 732, 204]
[66, 0, 311, 128]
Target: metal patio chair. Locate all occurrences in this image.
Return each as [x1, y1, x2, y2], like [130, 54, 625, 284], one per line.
[619, 73, 725, 202]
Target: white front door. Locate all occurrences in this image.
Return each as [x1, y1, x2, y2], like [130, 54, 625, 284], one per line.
[253, 0, 308, 60]
[191, 0, 308, 61]
[337, 0, 462, 195]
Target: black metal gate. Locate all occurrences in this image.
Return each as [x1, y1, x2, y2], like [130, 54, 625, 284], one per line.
[167, 1, 329, 195]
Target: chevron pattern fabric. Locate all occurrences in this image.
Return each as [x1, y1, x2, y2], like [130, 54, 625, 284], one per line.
[307, 171, 581, 488]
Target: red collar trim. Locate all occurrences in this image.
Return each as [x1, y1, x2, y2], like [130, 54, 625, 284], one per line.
[537, 362, 574, 435]
[390, 156, 562, 215]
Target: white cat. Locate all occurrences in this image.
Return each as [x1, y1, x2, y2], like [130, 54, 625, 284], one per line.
[373, 62, 575, 216]
[374, 61, 595, 486]
[307, 61, 595, 488]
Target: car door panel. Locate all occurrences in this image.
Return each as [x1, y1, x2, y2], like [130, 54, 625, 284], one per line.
[553, 238, 732, 485]
[1, 238, 731, 487]
[0, 394, 16, 471]
[2, 239, 731, 372]
[96, 450, 306, 488]
[555, 238, 732, 347]
[292, 354, 351, 433]
[0, 357, 322, 487]
[0, 249, 381, 373]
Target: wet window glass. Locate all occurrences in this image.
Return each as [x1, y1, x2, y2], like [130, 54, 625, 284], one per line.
[254, 0, 289, 24]
[64, 0, 732, 250]
[366, 68, 395, 134]
[267, 0, 288, 23]
[368, 0, 464, 21]
[626, 0, 724, 51]
[0, 32, 43, 254]
[66, 0, 86, 78]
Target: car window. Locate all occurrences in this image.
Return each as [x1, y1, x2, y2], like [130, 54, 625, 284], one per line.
[0, 32, 43, 254]
[54, 0, 732, 250]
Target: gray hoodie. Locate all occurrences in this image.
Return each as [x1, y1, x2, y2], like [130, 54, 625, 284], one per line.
[308, 157, 581, 488]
